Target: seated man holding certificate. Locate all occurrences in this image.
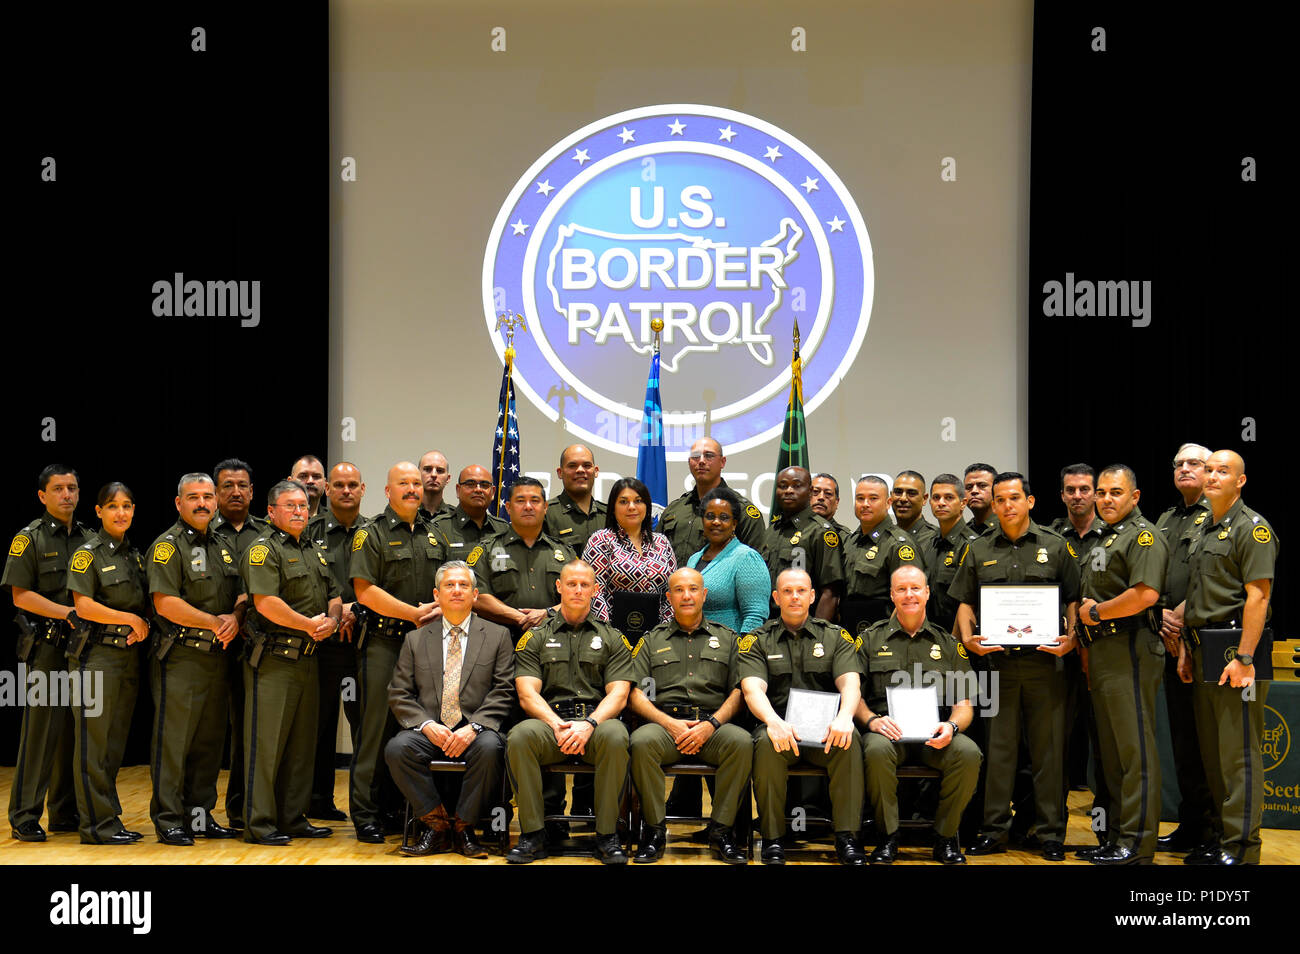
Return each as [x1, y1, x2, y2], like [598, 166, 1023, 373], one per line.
[738, 568, 866, 866]
[857, 566, 982, 864]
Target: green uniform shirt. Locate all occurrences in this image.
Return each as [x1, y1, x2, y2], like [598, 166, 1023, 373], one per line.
[897, 519, 939, 553]
[659, 479, 767, 567]
[1050, 515, 1108, 571]
[1082, 508, 1169, 604]
[543, 491, 608, 557]
[842, 520, 923, 601]
[736, 615, 860, 714]
[417, 503, 454, 524]
[471, 528, 576, 610]
[947, 520, 1082, 618]
[967, 514, 999, 537]
[1155, 497, 1211, 608]
[147, 519, 244, 615]
[925, 521, 980, 630]
[66, 533, 149, 614]
[306, 508, 371, 604]
[240, 527, 340, 626]
[513, 612, 643, 708]
[639, 617, 739, 711]
[209, 512, 270, 558]
[432, 505, 508, 562]
[348, 506, 446, 608]
[861, 615, 972, 718]
[1183, 499, 1278, 628]
[3, 513, 93, 603]
[764, 506, 845, 593]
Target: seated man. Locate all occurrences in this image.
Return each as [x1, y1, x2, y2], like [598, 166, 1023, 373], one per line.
[506, 561, 641, 865]
[627, 568, 751, 864]
[384, 561, 514, 858]
[739, 568, 866, 866]
[858, 565, 982, 864]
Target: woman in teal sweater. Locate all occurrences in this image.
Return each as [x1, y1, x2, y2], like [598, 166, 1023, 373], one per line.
[686, 487, 769, 634]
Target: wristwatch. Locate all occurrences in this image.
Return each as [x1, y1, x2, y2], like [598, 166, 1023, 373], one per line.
[1088, 604, 1101, 624]
[1236, 653, 1254, 667]
[469, 722, 484, 734]
[947, 721, 960, 736]
[705, 716, 721, 730]
[584, 716, 599, 730]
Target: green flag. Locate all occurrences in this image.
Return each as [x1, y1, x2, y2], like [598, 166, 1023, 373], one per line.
[770, 331, 809, 517]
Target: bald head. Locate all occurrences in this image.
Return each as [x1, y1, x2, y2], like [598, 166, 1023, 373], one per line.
[326, 461, 365, 520]
[557, 444, 598, 500]
[1203, 449, 1247, 514]
[456, 464, 494, 518]
[688, 437, 726, 492]
[385, 461, 423, 520]
[666, 567, 708, 627]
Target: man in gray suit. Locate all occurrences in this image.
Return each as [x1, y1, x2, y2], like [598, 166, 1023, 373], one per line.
[385, 561, 514, 858]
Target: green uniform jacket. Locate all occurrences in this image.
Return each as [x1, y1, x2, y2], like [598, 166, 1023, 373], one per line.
[1050, 514, 1108, 571]
[764, 506, 845, 594]
[472, 529, 576, 611]
[638, 617, 740, 711]
[348, 506, 446, 608]
[3, 514, 93, 603]
[736, 615, 860, 714]
[659, 480, 766, 567]
[147, 520, 244, 614]
[1155, 498, 1210, 609]
[240, 528, 340, 632]
[209, 512, 269, 558]
[1183, 499, 1278, 628]
[898, 519, 939, 553]
[843, 520, 922, 601]
[924, 521, 980, 631]
[431, 505, 507, 562]
[67, 533, 149, 614]
[306, 508, 372, 603]
[543, 491, 607, 557]
[861, 615, 973, 719]
[514, 612, 643, 708]
[947, 520, 1082, 624]
[1082, 508, 1169, 607]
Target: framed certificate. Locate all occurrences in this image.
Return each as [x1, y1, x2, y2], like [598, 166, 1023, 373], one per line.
[784, 688, 841, 748]
[979, 583, 1060, 646]
[886, 685, 941, 742]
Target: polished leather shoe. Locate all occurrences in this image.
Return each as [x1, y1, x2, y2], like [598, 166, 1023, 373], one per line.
[355, 823, 386, 844]
[1182, 840, 1221, 865]
[835, 831, 866, 866]
[870, 832, 899, 865]
[708, 824, 747, 865]
[634, 825, 667, 863]
[933, 835, 966, 865]
[594, 832, 628, 865]
[251, 831, 292, 846]
[1209, 849, 1244, 865]
[1041, 840, 1066, 861]
[1156, 827, 1198, 853]
[967, 834, 1007, 856]
[86, 831, 138, 845]
[1075, 843, 1108, 860]
[399, 826, 451, 856]
[157, 827, 195, 846]
[453, 827, 488, 859]
[197, 819, 239, 839]
[11, 821, 47, 842]
[308, 800, 347, 822]
[761, 840, 786, 865]
[1089, 844, 1141, 865]
[506, 829, 549, 864]
[289, 824, 332, 839]
[121, 829, 144, 842]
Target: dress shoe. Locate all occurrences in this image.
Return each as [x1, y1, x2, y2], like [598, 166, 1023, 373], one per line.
[933, 835, 966, 865]
[1183, 841, 1222, 865]
[761, 840, 786, 865]
[308, 800, 347, 822]
[967, 834, 1007, 856]
[48, 820, 79, 833]
[1041, 840, 1066, 862]
[506, 829, 549, 864]
[835, 831, 867, 866]
[196, 818, 239, 840]
[1075, 843, 1108, 860]
[122, 829, 144, 841]
[85, 831, 138, 845]
[1156, 827, 1198, 853]
[453, 826, 488, 859]
[288, 824, 332, 839]
[870, 832, 899, 865]
[634, 825, 666, 863]
[250, 831, 292, 846]
[708, 823, 747, 865]
[594, 832, 628, 865]
[157, 827, 195, 846]
[355, 823, 386, 844]
[399, 826, 451, 856]
[1089, 844, 1142, 865]
[1209, 849, 1245, 865]
[11, 821, 47, 842]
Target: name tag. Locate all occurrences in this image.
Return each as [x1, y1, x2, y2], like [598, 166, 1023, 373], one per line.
[101, 565, 116, 572]
[767, 654, 784, 660]
[287, 558, 299, 564]
[558, 528, 572, 535]
[982, 560, 998, 567]
[655, 646, 672, 653]
[449, 542, 463, 548]
[545, 641, 562, 648]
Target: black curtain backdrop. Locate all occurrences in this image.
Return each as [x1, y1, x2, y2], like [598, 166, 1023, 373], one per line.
[4, 6, 326, 764]
[1027, 4, 1286, 624]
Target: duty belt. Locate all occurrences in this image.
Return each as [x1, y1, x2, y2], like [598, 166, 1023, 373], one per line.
[265, 631, 318, 661]
[176, 627, 220, 653]
[660, 704, 715, 721]
[92, 623, 133, 649]
[368, 614, 415, 640]
[1077, 610, 1156, 647]
[39, 617, 70, 647]
[552, 701, 599, 719]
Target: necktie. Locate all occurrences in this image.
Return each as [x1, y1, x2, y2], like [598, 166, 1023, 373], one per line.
[442, 625, 463, 728]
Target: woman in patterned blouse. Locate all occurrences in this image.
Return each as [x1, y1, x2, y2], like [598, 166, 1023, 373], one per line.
[584, 477, 677, 627]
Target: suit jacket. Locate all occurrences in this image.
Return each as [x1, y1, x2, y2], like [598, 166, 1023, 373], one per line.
[388, 614, 515, 732]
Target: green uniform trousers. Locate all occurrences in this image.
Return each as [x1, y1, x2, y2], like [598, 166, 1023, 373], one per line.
[630, 723, 752, 827]
[1190, 644, 1268, 864]
[225, 636, 246, 825]
[1088, 630, 1164, 857]
[981, 651, 1066, 842]
[751, 725, 863, 840]
[8, 639, 78, 829]
[243, 653, 319, 842]
[864, 732, 982, 838]
[73, 643, 139, 842]
[349, 636, 402, 827]
[149, 644, 230, 832]
[1162, 652, 1215, 841]
[507, 718, 629, 835]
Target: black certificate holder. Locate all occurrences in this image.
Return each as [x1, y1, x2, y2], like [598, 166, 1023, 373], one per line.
[609, 590, 660, 642]
[1198, 628, 1274, 681]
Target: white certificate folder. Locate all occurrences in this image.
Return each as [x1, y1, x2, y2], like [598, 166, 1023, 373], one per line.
[885, 685, 941, 742]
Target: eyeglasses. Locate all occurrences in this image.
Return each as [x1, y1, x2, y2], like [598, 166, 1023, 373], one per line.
[459, 480, 493, 490]
[688, 451, 720, 462]
[273, 502, 310, 511]
[1172, 459, 1205, 469]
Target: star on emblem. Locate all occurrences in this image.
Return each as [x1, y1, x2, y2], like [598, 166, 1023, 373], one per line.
[572, 148, 591, 165]
[617, 126, 636, 143]
[800, 176, 820, 193]
[510, 219, 530, 235]
[718, 125, 737, 142]
[536, 179, 555, 196]
[763, 145, 783, 163]
[667, 118, 686, 135]
[826, 216, 846, 233]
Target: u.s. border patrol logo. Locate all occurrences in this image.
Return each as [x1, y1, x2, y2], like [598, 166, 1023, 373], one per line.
[70, 551, 93, 573]
[484, 104, 874, 459]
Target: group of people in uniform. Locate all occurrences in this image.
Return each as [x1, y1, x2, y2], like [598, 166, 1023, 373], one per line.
[2, 438, 1277, 865]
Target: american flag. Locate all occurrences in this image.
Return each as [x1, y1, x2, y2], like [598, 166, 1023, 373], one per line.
[490, 356, 521, 518]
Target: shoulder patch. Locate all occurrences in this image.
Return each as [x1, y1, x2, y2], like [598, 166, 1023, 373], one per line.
[467, 545, 484, 567]
[737, 633, 758, 653]
[898, 544, 916, 562]
[1066, 542, 1077, 558]
[9, 533, 31, 557]
[823, 529, 839, 548]
[248, 544, 270, 566]
[1253, 525, 1271, 544]
[516, 630, 532, 652]
[1136, 530, 1154, 547]
[957, 544, 969, 567]
[153, 542, 176, 564]
[70, 550, 93, 573]
[745, 504, 761, 520]
[840, 628, 855, 645]
[621, 635, 645, 658]
[956, 643, 969, 659]
[351, 528, 368, 552]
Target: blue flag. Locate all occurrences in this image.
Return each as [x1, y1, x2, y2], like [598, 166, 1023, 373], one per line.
[636, 350, 668, 519]
[490, 355, 521, 518]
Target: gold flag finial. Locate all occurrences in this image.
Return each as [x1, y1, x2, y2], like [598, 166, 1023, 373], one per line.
[496, 312, 528, 363]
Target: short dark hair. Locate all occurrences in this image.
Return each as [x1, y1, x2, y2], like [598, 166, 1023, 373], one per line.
[291, 455, 324, 471]
[96, 482, 135, 508]
[604, 477, 656, 543]
[1058, 462, 1095, 491]
[507, 476, 546, 500]
[1098, 463, 1138, 489]
[964, 462, 997, 479]
[993, 471, 1032, 497]
[895, 470, 926, 485]
[267, 479, 307, 506]
[811, 473, 840, 496]
[213, 458, 254, 485]
[38, 464, 79, 492]
[930, 473, 961, 491]
[856, 475, 890, 492]
[699, 485, 743, 524]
